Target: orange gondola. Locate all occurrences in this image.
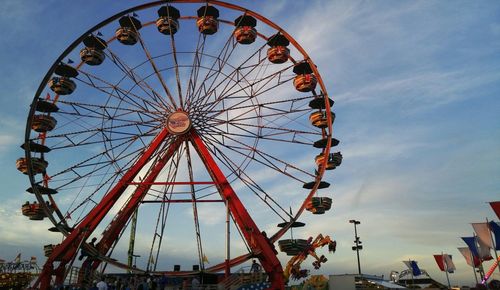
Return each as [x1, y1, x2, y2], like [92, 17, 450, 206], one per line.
[234, 15, 257, 44]
[156, 6, 180, 35]
[309, 111, 335, 128]
[314, 152, 342, 170]
[116, 16, 142, 45]
[267, 33, 290, 64]
[293, 62, 317, 92]
[196, 6, 219, 35]
[305, 197, 332, 214]
[16, 157, 48, 175]
[31, 115, 57, 133]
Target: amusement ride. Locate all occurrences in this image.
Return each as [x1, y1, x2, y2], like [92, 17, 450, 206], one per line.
[16, 1, 341, 289]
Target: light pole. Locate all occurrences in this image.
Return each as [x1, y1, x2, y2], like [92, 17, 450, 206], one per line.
[349, 219, 362, 275]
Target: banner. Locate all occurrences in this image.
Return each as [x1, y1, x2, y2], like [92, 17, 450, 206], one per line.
[489, 221, 500, 251]
[403, 260, 422, 276]
[458, 247, 481, 267]
[462, 237, 480, 258]
[472, 222, 493, 249]
[444, 254, 456, 273]
[490, 201, 500, 220]
[13, 253, 21, 264]
[477, 237, 493, 261]
[434, 254, 446, 272]
[434, 254, 456, 273]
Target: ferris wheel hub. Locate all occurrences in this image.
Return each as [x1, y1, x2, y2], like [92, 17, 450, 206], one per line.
[166, 111, 192, 135]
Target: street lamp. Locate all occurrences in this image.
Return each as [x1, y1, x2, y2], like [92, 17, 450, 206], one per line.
[349, 219, 362, 275]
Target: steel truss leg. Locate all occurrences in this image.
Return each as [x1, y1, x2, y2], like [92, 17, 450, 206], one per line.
[36, 128, 172, 290]
[87, 135, 184, 272]
[189, 130, 284, 290]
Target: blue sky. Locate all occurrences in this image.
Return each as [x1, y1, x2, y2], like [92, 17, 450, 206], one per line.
[0, 0, 499, 287]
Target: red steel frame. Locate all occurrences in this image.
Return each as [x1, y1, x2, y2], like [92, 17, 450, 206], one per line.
[190, 130, 284, 289]
[35, 127, 284, 290]
[36, 127, 172, 289]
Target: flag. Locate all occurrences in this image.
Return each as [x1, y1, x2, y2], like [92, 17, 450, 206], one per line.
[202, 254, 209, 264]
[490, 201, 500, 219]
[13, 253, 21, 264]
[458, 247, 481, 267]
[462, 237, 480, 258]
[489, 221, 500, 250]
[149, 255, 155, 265]
[403, 260, 422, 276]
[472, 222, 494, 249]
[443, 254, 456, 273]
[434, 254, 446, 271]
[434, 254, 455, 273]
[477, 237, 493, 261]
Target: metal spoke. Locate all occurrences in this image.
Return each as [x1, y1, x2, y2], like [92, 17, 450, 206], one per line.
[185, 140, 205, 270]
[185, 33, 207, 111]
[135, 26, 178, 109]
[168, 34, 184, 108]
[199, 134, 292, 221]
[104, 46, 172, 111]
[199, 125, 315, 181]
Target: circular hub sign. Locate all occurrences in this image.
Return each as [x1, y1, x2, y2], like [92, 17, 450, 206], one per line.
[166, 111, 191, 135]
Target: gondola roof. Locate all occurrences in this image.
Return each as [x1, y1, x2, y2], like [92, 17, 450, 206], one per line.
[54, 63, 78, 78]
[119, 15, 142, 30]
[234, 15, 257, 27]
[197, 5, 219, 18]
[82, 35, 107, 50]
[267, 33, 289, 47]
[157, 5, 181, 19]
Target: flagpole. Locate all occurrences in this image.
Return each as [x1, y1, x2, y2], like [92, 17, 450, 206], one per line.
[406, 259, 413, 288]
[468, 249, 479, 285]
[473, 233, 486, 281]
[486, 218, 500, 274]
[443, 252, 451, 290]
[474, 233, 489, 289]
[224, 200, 230, 278]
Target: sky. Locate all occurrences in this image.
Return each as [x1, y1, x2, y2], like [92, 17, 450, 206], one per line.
[0, 0, 500, 288]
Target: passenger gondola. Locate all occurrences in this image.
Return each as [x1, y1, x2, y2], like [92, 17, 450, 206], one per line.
[156, 6, 181, 35]
[196, 6, 219, 35]
[267, 33, 290, 64]
[80, 35, 107, 65]
[293, 62, 317, 92]
[234, 15, 257, 44]
[116, 15, 142, 45]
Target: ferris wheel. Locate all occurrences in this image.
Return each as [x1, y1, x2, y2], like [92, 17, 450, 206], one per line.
[17, 1, 340, 289]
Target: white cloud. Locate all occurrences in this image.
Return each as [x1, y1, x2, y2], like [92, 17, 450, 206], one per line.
[0, 199, 60, 249]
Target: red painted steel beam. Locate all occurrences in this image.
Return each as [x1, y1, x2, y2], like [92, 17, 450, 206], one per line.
[88, 135, 185, 271]
[36, 127, 171, 290]
[142, 199, 224, 203]
[127, 181, 215, 185]
[189, 130, 284, 290]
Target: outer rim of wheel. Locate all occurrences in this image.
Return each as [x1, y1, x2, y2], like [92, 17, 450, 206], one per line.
[24, 0, 334, 273]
